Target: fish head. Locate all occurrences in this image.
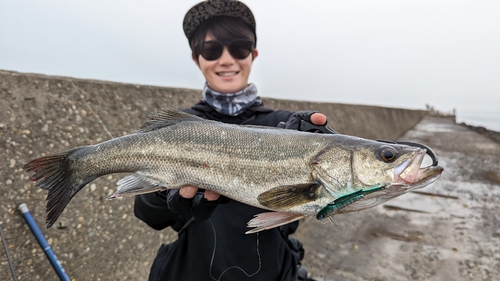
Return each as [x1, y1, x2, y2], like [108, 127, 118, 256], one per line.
[314, 138, 444, 220]
[353, 143, 431, 186]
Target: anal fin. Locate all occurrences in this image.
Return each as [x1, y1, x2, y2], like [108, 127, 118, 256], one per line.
[109, 174, 165, 199]
[246, 212, 305, 234]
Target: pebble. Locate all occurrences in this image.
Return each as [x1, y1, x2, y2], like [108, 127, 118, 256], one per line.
[9, 159, 16, 168]
[6, 179, 12, 185]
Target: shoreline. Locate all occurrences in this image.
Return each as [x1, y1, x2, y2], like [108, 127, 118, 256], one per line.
[459, 122, 500, 144]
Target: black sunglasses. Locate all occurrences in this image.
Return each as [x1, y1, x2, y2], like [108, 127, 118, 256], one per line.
[197, 39, 254, 61]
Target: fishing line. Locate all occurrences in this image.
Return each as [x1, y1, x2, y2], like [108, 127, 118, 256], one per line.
[208, 219, 261, 281]
[69, 78, 114, 139]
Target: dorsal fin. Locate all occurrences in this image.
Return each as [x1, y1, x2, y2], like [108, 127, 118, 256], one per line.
[136, 109, 205, 133]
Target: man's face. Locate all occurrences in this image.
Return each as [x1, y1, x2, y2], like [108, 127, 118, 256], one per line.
[194, 33, 258, 94]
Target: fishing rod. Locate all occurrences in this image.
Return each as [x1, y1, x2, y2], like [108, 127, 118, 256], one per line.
[0, 223, 18, 281]
[18, 203, 71, 281]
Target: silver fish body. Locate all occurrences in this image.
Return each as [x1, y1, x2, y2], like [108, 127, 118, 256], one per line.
[23, 110, 443, 232]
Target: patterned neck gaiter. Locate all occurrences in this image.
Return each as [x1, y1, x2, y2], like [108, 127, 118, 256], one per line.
[202, 83, 261, 116]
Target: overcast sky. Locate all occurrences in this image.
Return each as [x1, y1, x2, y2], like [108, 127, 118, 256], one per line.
[1, 0, 499, 130]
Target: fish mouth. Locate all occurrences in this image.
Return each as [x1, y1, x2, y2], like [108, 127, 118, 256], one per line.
[393, 149, 444, 187]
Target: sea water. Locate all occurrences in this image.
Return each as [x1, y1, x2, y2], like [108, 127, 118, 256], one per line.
[456, 110, 500, 133]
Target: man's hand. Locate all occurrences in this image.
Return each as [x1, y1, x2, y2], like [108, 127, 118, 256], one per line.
[166, 187, 220, 221]
[278, 111, 328, 131]
[310, 113, 327, 126]
[180, 186, 220, 201]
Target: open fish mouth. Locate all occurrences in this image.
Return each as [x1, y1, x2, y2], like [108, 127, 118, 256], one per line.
[374, 139, 443, 186]
[393, 148, 443, 187]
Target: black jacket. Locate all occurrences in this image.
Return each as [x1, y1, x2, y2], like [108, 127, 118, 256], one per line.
[134, 100, 303, 281]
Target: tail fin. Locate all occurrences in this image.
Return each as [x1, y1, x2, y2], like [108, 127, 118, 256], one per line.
[23, 148, 91, 228]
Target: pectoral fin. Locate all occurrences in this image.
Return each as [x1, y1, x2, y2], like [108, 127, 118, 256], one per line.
[257, 182, 321, 210]
[246, 212, 305, 234]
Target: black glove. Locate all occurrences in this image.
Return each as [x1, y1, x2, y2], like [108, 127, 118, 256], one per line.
[277, 110, 319, 131]
[166, 189, 227, 221]
[278, 110, 337, 134]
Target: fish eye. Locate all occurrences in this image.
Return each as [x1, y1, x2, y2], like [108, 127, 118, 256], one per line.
[379, 147, 398, 162]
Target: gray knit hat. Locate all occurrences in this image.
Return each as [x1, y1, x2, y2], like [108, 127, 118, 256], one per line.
[183, 0, 256, 41]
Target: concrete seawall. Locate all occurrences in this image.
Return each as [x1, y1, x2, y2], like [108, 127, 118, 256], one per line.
[1, 69, 427, 140]
[1, 69, 431, 280]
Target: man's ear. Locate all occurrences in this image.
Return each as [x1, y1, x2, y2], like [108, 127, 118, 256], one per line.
[192, 54, 200, 67]
[252, 49, 259, 61]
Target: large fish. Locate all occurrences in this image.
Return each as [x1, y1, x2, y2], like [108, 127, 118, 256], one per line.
[23, 110, 443, 233]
